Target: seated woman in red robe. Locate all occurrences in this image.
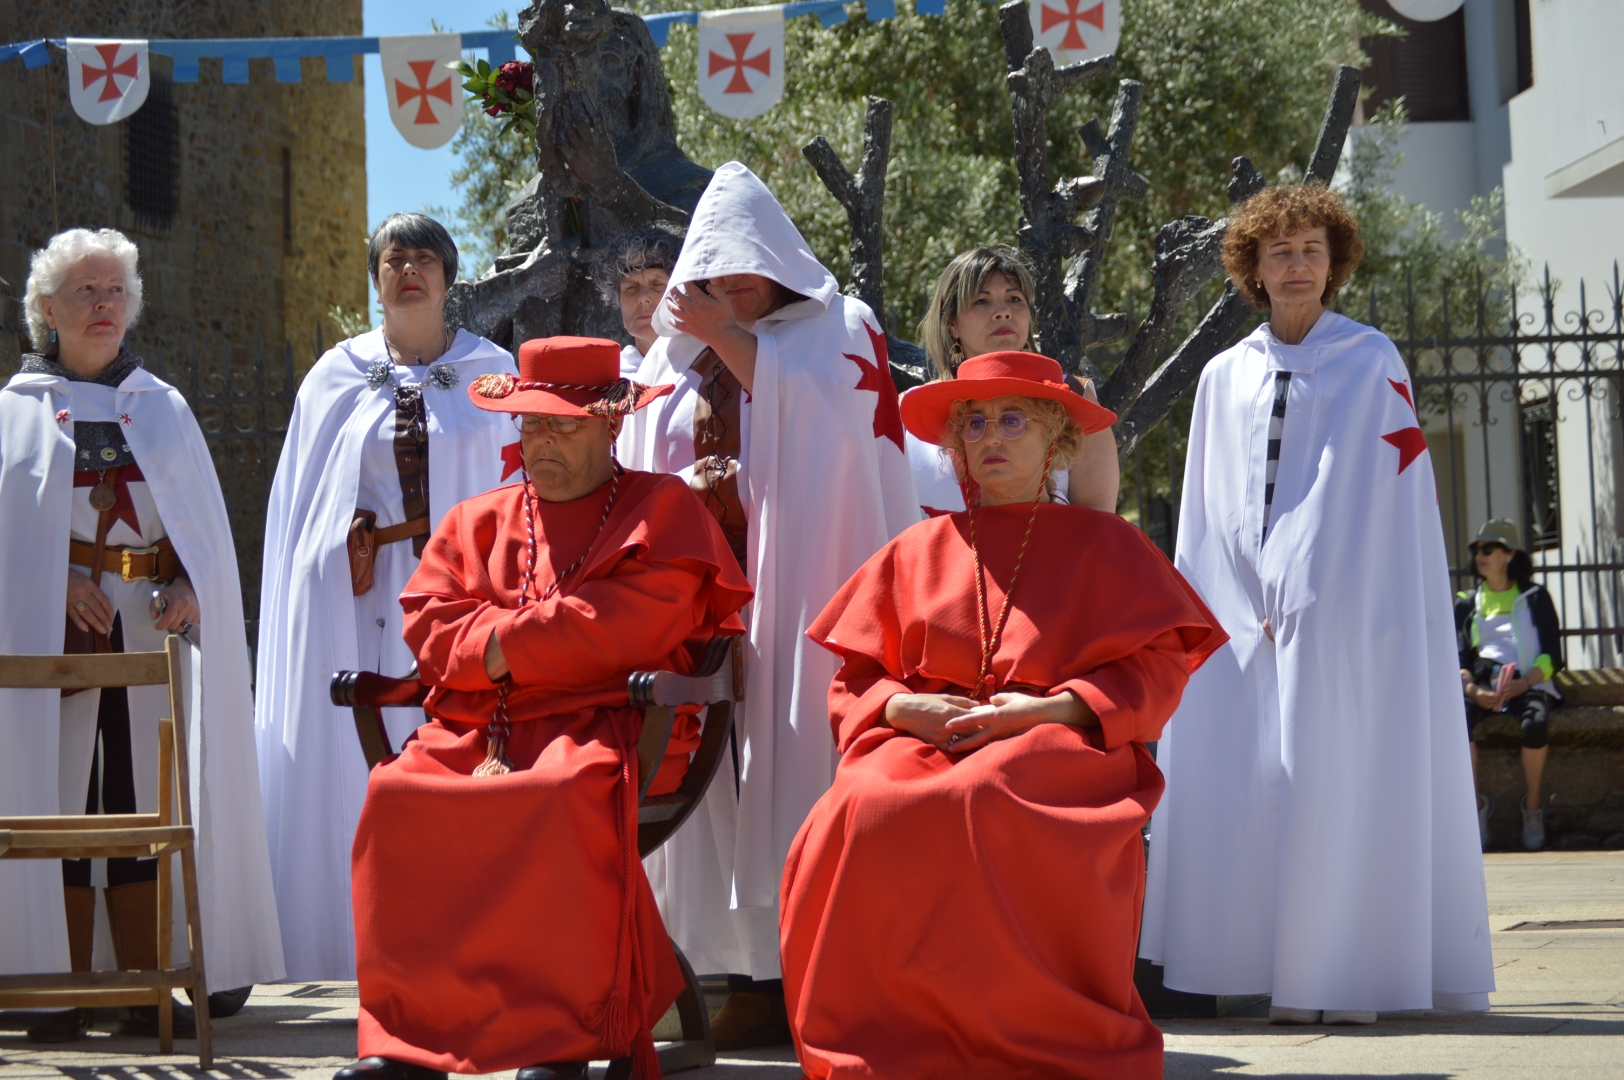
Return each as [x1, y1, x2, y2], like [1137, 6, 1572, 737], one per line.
[781, 351, 1226, 1080]
[339, 337, 752, 1080]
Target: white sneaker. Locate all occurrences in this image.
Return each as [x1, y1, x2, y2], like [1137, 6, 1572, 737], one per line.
[1522, 804, 1545, 850]
[1268, 1006, 1322, 1025]
[1477, 794, 1492, 850]
[1322, 1009, 1378, 1025]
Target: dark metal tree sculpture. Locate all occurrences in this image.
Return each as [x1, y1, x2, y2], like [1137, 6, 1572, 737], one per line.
[800, 1, 1362, 453]
[467, 0, 1361, 454]
[445, 0, 712, 349]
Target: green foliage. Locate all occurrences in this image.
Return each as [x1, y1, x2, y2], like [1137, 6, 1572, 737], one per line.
[445, 12, 536, 276]
[328, 304, 375, 340]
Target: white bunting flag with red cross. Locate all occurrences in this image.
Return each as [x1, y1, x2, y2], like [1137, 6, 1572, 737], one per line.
[1029, 0, 1120, 67]
[379, 34, 463, 149]
[65, 39, 150, 125]
[697, 5, 785, 120]
[1387, 0, 1465, 19]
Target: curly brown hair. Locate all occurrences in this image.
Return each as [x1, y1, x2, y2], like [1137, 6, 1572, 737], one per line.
[1223, 183, 1365, 310]
[939, 396, 1083, 502]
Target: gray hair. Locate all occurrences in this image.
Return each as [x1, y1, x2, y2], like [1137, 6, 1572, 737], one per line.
[368, 212, 458, 286]
[919, 245, 1036, 381]
[24, 228, 144, 352]
[594, 226, 684, 302]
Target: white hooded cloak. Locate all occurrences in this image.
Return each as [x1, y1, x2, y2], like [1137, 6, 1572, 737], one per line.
[0, 364, 284, 991]
[619, 162, 919, 977]
[254, 328, 519, 981]
[1139, 312, 1495, 1012]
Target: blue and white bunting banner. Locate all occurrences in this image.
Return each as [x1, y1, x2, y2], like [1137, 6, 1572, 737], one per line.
[380, 34, 463, 149]
[65, 38, 149, 125]
[4, 3, 1127, 136]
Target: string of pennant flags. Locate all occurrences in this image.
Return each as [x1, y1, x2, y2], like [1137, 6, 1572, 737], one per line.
[0, 0, 1123, 141]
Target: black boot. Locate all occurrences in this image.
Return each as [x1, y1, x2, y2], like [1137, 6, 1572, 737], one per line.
[26, 1008, 90, 1043]
[116, 998, 197, 1038]
[334, 1058, 448, 1080]
[516, 1066, 587, 1080]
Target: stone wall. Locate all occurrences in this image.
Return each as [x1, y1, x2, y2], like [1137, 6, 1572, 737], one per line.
[0, 0, 367, 378]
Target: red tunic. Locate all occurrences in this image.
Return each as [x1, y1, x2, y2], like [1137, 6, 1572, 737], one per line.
[783, 504, 1224, 1080]
[352, 471, 750, 1076]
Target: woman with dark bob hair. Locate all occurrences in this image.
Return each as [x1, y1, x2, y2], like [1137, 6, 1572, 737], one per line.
[1141, 183, 1495, 1024]
[255, 213, 521, 982]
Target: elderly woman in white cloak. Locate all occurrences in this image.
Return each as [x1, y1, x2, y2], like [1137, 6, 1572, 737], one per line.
[0, 228, 283, 1042]
[618, 162, 918, 1047]
[254, 213, 521, 981]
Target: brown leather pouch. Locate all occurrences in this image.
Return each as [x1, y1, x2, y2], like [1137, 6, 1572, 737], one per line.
[349, 510, 379, 596]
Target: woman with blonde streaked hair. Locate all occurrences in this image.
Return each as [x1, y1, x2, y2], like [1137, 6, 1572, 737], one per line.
[911, 245, 1119, 515]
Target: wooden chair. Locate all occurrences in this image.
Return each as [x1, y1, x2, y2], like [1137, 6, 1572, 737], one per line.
[331, 634, 743, 1077]
[0, 635, 213, 1065]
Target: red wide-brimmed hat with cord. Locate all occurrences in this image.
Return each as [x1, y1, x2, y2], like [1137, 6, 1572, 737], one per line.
[468, 336, 673, 417]
[900, 351, 1117, 446]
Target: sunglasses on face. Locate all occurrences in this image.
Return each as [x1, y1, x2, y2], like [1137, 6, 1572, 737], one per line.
[962, 411, 1029, 443]
[512, 414, 587, 435]
[1471, 542, 1508, 556]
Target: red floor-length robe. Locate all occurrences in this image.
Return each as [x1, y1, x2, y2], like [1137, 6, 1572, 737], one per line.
[352, 470, 751, 1076]
[783, 503, 1225, 1080]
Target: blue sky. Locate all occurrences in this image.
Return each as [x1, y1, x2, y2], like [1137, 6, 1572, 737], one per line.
[362, 0, 517, 320]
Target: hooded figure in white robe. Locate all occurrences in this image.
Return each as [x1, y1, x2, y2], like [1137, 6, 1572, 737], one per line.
[254, 328, 519, 981]
[619, 162, 919, 981]
[1139, 312, 1495, 1013]
[0, 353, 284, 993]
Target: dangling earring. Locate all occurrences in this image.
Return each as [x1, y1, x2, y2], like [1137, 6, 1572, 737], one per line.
[49, 328, 57, 344]
[949, 336, 965, 367]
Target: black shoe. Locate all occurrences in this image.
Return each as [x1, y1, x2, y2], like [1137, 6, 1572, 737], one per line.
[186, 984, 253, 1019]
[334, 1058, 448, 1080]
[516, 1066, 587, 1080]
[26, 1008, 90, 1043]
[116, 999, 197, 1038]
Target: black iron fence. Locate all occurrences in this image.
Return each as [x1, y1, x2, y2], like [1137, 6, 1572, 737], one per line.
[1127, 265, 1624, 669]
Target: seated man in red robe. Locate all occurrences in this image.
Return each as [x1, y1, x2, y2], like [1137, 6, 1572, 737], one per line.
[338, 337, 752, 1080]
[781, 352, 1227, 1079]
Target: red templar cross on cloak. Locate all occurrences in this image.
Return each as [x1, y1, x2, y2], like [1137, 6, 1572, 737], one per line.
[1040, 0, 1106, 51]
[83, 43, 140, 103]
[709, 33, 772, 95]
[1380, 377, 1429, 474]
[395, 60, 454, 124]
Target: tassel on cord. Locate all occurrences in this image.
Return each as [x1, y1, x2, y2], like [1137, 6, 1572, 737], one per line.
[632, 1029, 662, 1079]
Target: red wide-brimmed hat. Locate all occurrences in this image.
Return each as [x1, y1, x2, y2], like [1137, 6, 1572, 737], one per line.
[468, 336, 673, 417]
[899, 351, 1117, 446]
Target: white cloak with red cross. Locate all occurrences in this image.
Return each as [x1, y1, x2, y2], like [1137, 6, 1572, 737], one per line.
[0, 364, 284, 990]
[1140, 311, 1495, 1012]
[619, 162, 919, 979]
[254, 329, 519, 981]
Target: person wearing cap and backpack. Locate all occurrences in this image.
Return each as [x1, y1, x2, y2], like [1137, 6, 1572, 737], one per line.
[1457, 518, 1563, 851]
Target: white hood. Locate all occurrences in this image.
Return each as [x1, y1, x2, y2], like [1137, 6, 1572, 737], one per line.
[651, 161, 840, 344]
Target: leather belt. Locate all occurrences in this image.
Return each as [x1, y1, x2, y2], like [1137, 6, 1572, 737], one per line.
[375, 517, 430, 546]
[68, 537, 181, 583]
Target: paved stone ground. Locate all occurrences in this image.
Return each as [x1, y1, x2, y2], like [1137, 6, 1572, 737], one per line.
[2, 852, 1619, 1079]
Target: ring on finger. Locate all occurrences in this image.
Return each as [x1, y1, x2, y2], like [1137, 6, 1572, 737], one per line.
[75, 601, 87, 612]
[179, 620, 193, 635]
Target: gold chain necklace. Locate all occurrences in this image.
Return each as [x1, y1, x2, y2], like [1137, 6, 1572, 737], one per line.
[966, 442, 1056, 702]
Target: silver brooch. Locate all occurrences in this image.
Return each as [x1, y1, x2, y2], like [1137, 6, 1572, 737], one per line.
[428, 364, 460, 390]
[365, 359, 395, 390]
